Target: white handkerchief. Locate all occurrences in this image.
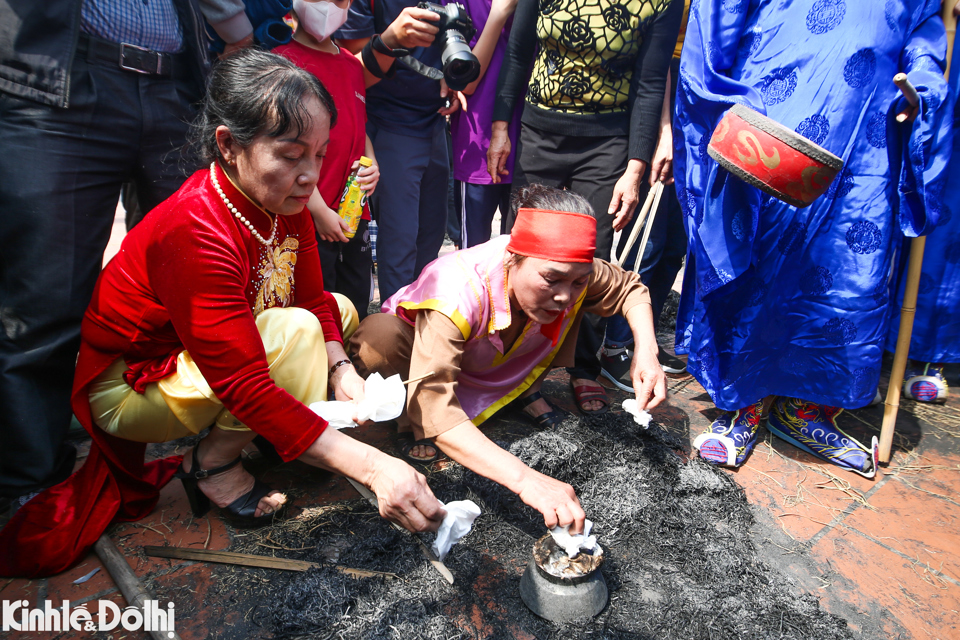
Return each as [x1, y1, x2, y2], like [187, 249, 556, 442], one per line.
[308, 401, 357, 429]
[550, 519, 598, 558]
[308, 372, 406, 429]
[622, 398, 652, 428]
[356, 373, 405, 422]
[431, 500, 482, 561]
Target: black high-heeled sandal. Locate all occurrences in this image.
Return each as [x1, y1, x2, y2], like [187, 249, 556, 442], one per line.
[175, 445, 286, 528]
[512, 391, 567, 429]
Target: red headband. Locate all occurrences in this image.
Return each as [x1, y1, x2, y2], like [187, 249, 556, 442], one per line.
[506, 208, 596, 263]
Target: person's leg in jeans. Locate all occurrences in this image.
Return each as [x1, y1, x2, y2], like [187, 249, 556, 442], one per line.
[603, 177, 687, 380]
[132, 72, 200, 216]
[414, 120, 451, 279]
[367, 121, 434, 302]
[600, 172, 674, 389]
[0, 56, 143, 501]
[459, 181, 512, 248]
[641, 184, 686, 323]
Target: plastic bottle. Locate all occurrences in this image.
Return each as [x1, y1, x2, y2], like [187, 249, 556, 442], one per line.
[336, 156, 373, 239]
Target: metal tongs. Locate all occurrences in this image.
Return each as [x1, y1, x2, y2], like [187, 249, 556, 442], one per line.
[613, 180, 665, 273]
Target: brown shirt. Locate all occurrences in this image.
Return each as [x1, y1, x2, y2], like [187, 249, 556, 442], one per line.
[406, 259, 651, 439]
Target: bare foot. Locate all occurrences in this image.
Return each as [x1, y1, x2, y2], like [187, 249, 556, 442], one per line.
[185, 445, 287, 517]
[571, 377, 607, 412]
[407, 443, 438, 461]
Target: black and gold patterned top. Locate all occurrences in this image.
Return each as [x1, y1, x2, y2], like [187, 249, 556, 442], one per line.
[494, 0, 682, 162]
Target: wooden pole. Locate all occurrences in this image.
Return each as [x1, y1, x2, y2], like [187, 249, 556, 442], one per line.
[878, 4, 956, 464]
[94, 534, 183, 640]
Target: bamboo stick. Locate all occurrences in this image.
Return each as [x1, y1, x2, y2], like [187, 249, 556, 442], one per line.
[879, 4, 956, 463]
[614, 186, 656, 267]
[402, 370, 436, 386]
[632, 182, 665, 274]
[893, 73, 921, 106]
[880, 236, 926, 463]
[143, 545, 396, 579]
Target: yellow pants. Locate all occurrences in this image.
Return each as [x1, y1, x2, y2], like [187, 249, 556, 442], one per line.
[89, 296, 358, 443]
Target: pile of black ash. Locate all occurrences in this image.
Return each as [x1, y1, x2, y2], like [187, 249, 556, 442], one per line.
[220, 412, 852, 639]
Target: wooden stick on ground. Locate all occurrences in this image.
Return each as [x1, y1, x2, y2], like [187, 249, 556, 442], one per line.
[143, 545, 396, 579]
[879, 4, 956, 464]
[94, 535, 183, 640]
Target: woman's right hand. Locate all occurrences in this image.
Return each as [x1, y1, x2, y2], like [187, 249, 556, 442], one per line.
[487, 121, 512, 183]
[368, 453, 447, 532]
[517, 469, 586, 533]
[299, 428, 446, 532]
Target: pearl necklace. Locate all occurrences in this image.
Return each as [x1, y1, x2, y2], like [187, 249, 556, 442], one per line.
[210, 162, 277, 246]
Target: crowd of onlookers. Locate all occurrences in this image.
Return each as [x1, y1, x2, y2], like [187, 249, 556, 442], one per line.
[1, 0, 958, 526]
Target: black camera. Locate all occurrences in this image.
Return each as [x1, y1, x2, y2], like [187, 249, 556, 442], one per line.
[417, 2, 481, 91]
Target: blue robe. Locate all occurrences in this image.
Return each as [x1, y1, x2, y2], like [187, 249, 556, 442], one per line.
[674, 0, 953, 411]
[886, 42, 960, 365]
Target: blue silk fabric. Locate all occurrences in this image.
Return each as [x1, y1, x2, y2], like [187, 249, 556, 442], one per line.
[674, 0, 953, 411]
[886, 43, 960, 364]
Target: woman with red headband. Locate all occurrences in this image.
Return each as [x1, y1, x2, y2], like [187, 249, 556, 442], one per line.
[351, 184, 665, 533]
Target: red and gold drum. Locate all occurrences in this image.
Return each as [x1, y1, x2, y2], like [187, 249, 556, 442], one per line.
[707, 104, 844, 208]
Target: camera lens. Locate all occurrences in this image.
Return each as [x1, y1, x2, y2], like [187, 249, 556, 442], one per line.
[440, 32, 480, 91]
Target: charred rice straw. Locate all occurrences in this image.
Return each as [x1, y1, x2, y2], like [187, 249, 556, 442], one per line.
[197, 413, 854, 639]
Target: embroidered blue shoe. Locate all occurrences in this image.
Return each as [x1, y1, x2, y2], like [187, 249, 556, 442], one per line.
[693, 399, 764, 467]
[903, 363, 948, 404]
[766, 397, 878, 479]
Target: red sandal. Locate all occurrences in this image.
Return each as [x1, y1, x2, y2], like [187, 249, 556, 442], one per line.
[570, 380, 610, 415]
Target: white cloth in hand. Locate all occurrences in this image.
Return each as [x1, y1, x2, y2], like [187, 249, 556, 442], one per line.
[622, 398, 652, 428]
[309, 372, 406, 429]
[550, 518, 598, 558]
[431, 500, 481, 561]
[309, 401, 357, 429]
[356, 373, 405, 422]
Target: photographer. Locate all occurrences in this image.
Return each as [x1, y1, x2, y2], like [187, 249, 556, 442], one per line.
[337, 1, 465, 302]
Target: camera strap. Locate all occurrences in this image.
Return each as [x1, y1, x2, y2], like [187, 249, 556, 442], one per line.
[397, 55, 444, 81]
[370, 0, 445, 83]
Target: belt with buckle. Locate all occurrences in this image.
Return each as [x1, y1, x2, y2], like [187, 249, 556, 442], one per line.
[77, 33, 187, 77]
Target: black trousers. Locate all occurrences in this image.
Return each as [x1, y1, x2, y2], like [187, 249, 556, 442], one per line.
[0, 46, 199, 498]
[316, 219, 374, 321]
[510, 125, 628, 380]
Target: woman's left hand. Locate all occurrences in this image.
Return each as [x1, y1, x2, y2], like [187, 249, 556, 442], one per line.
[354, 158, 380, 197]
[630, 346, 666, 410]
[609, 159, 647, 231]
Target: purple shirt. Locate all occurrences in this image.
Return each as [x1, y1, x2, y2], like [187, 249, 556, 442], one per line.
[450, 0, 523, 185]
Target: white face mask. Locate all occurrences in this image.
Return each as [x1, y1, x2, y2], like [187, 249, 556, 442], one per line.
[294, 0, 351, 42]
